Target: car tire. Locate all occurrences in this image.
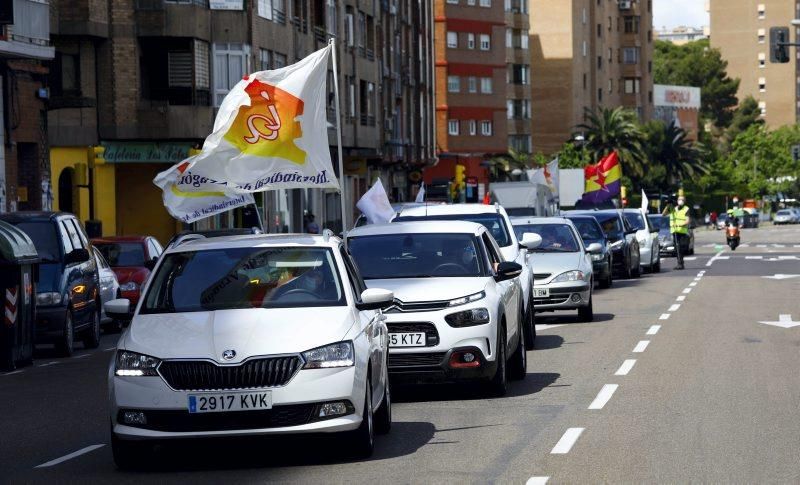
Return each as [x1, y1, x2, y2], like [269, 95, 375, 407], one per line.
[524, 297, 536, 350]
[374, 366, 391, 435]
[633, 262, 641, 278]
[348, 377, 375, 458]
[652, 254, 661, 273]
[488, 325, 508, 397]
[111, 431, 152, 470]
[56, 310, 74, 357]
[578, 292, 594, 322]
[509, 310, 527, 381]
[83, 308, 101, 349]
[624, 254, 633, 279]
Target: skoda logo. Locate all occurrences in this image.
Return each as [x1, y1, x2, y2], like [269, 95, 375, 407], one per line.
[222, 349, 236, 361]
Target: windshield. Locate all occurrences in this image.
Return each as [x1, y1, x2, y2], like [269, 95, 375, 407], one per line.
[395, 214, 512, 247]
[141, 247, 345, 313]
[777, 210, 792, 215]
[568, 219, 605, 241]
[95, 242, 146, 267]
[15, 222, 61, 262]
[593, 214, 623, 237]
[513, 224, 579, 252]
[623, 212, 646, 231]
[349, 233, 483, 279]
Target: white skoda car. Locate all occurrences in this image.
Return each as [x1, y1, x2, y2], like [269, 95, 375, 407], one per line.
[347, 221, 539, 396]
[105, 233, 394, 468]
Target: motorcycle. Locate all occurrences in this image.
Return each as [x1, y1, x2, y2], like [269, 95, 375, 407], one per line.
[726, 219, 740, 250]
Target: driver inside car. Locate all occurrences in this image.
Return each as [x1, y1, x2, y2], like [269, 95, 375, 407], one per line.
[540, 228, 564, 249]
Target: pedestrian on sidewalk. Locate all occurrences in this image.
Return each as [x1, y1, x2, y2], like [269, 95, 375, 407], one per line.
[663, 196, 691, 270]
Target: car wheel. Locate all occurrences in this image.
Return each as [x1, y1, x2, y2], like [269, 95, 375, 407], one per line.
[348, 376, 375, 458]
[488, 325, 508, 397]
[524, 297, 536, 350]
[624, 254, 633, 279]
[374, 366, 392, 435]
[633, 262, 641, 278]
[509, 308, 527, 381]
[56, 310, 74, 357]
[578, 292, 594, 322]
[83, 307, 101, 349]
[111, 431, 152, 470]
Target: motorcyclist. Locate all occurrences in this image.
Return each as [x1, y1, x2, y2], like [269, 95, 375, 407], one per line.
[662, 196, 691, 270]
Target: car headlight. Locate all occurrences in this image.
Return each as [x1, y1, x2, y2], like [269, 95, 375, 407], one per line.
[552, 271, 586, 283]
[609, 240, 624, 250]
[302, 341, 354, 369]
[446, 291, 486, 307]
[445, 308, 490, 327]
[115, 350, 161, 377]
[120, 281, 139, 292]
[36, 292, 62, 306]
[591, 253, 605, 261]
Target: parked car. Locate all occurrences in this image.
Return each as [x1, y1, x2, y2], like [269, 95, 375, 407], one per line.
[92, 247, 121, 330]
[564, 214, 613, 288]
[395, 203, 540, 349]
[509, 218, 597, 322]
[622, 209, 661, 273]
[0, 212, 101, 356]
[773, 209, 797, 225]
[92, 236, 164, 308]
[105, 232, 394, 468]
[566, 210, 641, 278]
[650, 214, 695, 256]
[347, 221, 533, 395]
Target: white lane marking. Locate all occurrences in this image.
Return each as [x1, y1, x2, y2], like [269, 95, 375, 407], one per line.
[706, 250, 728, 267]
[615, 359, 637, 376]
[779, 256, 796, 260]
[668, 304, 681, 312]
[37, 361, 59, 367]
[35, 444, 106, 468]
[536, 324, 565, 331]
[551, 428, 584, 454]
[676, 295, 686, 302]
[694, 277, 702, 281]
[647, 325, 661, 335]
[757, 244, 767, 248]
[72, 354, 90, 359]
[1, 370, 24, 376]
[740, 243, 750, 248]
[794, 245, 800, 248]
[684, 257, 697, 261]
[682, 288, 693, 294]
[689, 282, 698, 287]
[659, 313, 671, 320]
[703, 243, 715, 247]
[633, 340, 650, 353]
[774, 244, 786, 248]
[698, 270, 706, 275]
[746, 256, 763, 260]
[103, 347, 117, 352]
[526, 477, 550, 485]
[588, 384, 619, 410]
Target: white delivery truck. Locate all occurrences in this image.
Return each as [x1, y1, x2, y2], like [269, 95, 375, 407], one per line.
[489, 181, 552, 217]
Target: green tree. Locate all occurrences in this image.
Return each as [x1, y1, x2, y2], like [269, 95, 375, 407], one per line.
[643, 121, 708, 188]
[721, 96, 764, 151]
[723, 124, 800, 198]
[488, 148, 531, 181]
[654, 39, 740, 128]
[575, 107, 646, 176]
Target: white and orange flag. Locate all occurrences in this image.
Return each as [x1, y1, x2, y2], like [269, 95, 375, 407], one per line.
[154, 45, 337, 222]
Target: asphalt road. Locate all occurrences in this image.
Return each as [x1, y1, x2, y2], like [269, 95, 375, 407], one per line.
[2, 224, 800, 484]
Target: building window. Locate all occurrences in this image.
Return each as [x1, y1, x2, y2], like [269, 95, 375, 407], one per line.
[52, 52, 81, 97]
[507, 0, 527, 13]
[506, 28, 512, 47]
[582, 40, 587, 57]
[448, 119, 460, 135]
[327, 0, 338, 35]
[468, 0, 475, 5]
[582, 7, 587, 24]
[509, 135, 531, 153]
[507, 99, 530, 119]
[758, 28, 766, 43]
[345, 7, 354, 46]
[257, 0, 286, 23]
[757, 3, 765, 19]
[624, 78, 640, 94]
[608, 47, 612, 63]
[759, 53, 766, 68]
[480, 34, 491, 50]
[759, 77, 766, 92]
[480, 120, 492, 136]
[480, 77, 492, 93]
[758, 101, 766, 116]
[598, 88, 602, 102]
[447, 31, 458, 48]
[359, 80, 375, 125]
[214, 43, 250, 106]
[468, 120, 477, 135]
[608, 79, 613, 93]
[583, 73, 587, 89]
[479, 0, 490, 7]
[448, 75, 460, 93]
[510, 64, 530, 85]
[623, 47, 640, 64]
[259, 48, 271, 70]
[345, 75, 355, 119]
[623, 16, 640, 34]
[274, 52, 287, 68]
[468, 76, 477, 93]
[446, 0, 458, 4]
[467, 33, 475, 49]
[597, 55, 603, 69]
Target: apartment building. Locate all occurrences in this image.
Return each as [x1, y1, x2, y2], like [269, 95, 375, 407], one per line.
[654, 25, 708, 45]
[48, 0, 435, 242]
[0, 0, 55, 213]
[530, 0, 654, 155]
[709, 0, 797, 127]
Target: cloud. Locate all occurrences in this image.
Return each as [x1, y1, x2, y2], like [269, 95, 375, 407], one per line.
[654, 0, 709, 29]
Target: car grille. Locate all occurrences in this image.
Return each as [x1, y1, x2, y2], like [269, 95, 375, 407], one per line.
[387, 322, 440, 346]
[388, 352, 446, 369]
[533, 273, 552, 280]
[119, 405, 316, 432]
[384, 299, 449, 313]
[158, 356, 303, 391]
[534, 295, 571, 305]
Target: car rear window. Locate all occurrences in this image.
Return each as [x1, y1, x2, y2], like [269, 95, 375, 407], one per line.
[95, 243, 146, 267]
[568, 219, 604, 241]
[395, 213, 512, 247]
[623, 212, 646, 231]
[15, 222, 61, 262]
[512, 224, 579, 252]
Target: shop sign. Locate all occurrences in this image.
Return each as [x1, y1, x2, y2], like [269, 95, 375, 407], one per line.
[654, 84, 701, 109]
[210, 0, 244, 10]
[101, 143, 192, 164]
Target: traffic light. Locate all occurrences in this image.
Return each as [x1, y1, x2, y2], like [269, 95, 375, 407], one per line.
[454, 164, 466, 189]
[87, 145, 105, 168]
[770, 27, 790, 63]
[620, 186, 627, 207]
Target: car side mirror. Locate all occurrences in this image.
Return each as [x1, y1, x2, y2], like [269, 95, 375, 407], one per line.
[65, 248, 91, 265]
[144, 258, 158, 270]
[519, 232, 542, 250]
[495, 261, 523, 282]
[586, 243, 603, 254]
[356, 288, 395, 311]
[105, 298, 133, 320]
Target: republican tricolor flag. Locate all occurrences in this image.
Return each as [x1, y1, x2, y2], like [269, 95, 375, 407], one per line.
[581, 151, 622, 206]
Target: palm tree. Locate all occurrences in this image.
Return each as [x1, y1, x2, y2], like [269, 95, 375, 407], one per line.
[487, 148, 532, 182]
[575, 107, 646, 176]
[650, 122, 709, 186]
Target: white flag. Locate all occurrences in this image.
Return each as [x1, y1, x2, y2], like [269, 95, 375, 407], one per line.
[547, 158, 559, 195]
[357, 179, 395, 225]
[414, 183, 425, 203]
[641, 189, 649, 212]
[155, 45, 339, 214]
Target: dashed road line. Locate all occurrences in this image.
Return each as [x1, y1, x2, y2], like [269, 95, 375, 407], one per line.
[676, 295, 686, 302]
[683, 257, 697, 261]
[588, 384, 619, 410]
[526, 477, 550, 485]
[668, 304, 681, 312]
[689, 282, 698, 287]
[659, 313, 671, 320]
[757, 244, 767, 248]
[1, 370, 24, 376]
[682, 288, 692, 294]
[103, 347, 117, 352]
[72, 354, 90, 359]
[633, 340, 650, 353]
[615, 359, 637, 376]
[746, 256, 763, 260]
[551, 428, 584, 454]
[647, 325, 661, 335]
[35, 444, 106, 468]
[37, 361, 59, 367]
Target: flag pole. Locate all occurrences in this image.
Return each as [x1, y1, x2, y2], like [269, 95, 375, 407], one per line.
[329, 38, 348, 234]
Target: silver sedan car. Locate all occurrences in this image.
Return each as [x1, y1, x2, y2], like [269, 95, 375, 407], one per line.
[510, 217, 601, 322]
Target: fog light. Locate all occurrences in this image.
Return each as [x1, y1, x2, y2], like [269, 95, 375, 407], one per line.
[122, 411, 146, 425]
[318, 402, 348, 418]
[571, 294, 582, 302]
[449, 351, 481, 368]
[463, 352, 476, 363]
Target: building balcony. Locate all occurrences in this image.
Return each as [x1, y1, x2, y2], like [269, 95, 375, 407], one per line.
[621, 63, 642, 78]
[50, 0, 109, 38]
[136, 103, 214, 139]
[135, 0, 218, 40]
[506, 83, 531, 99]
[505, 47, 529, 64]
[0, 0, 54, 59]
[504, 12, 529, 29]
[506, 119, 531, 135]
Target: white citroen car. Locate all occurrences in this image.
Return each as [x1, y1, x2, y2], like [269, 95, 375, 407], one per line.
[105, 233, 394, 468]
[395, 204, 540, 350]
[347, 221, 540, 396]
[622, 209, 661, 273]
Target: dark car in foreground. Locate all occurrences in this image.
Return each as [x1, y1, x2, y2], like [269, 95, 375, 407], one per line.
[565, 214, 613, 288]
[0, 212, 101, 356]
[566, 210, 641, 279]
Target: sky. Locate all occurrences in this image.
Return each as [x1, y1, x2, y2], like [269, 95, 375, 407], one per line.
[653, 0, 709, 29]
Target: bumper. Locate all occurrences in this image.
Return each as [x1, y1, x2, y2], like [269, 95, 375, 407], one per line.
[110, 365, 365, 440]
[388, 346, 498, 384]
[533, 281, 591, 311]
[34, 306, 67, 342]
